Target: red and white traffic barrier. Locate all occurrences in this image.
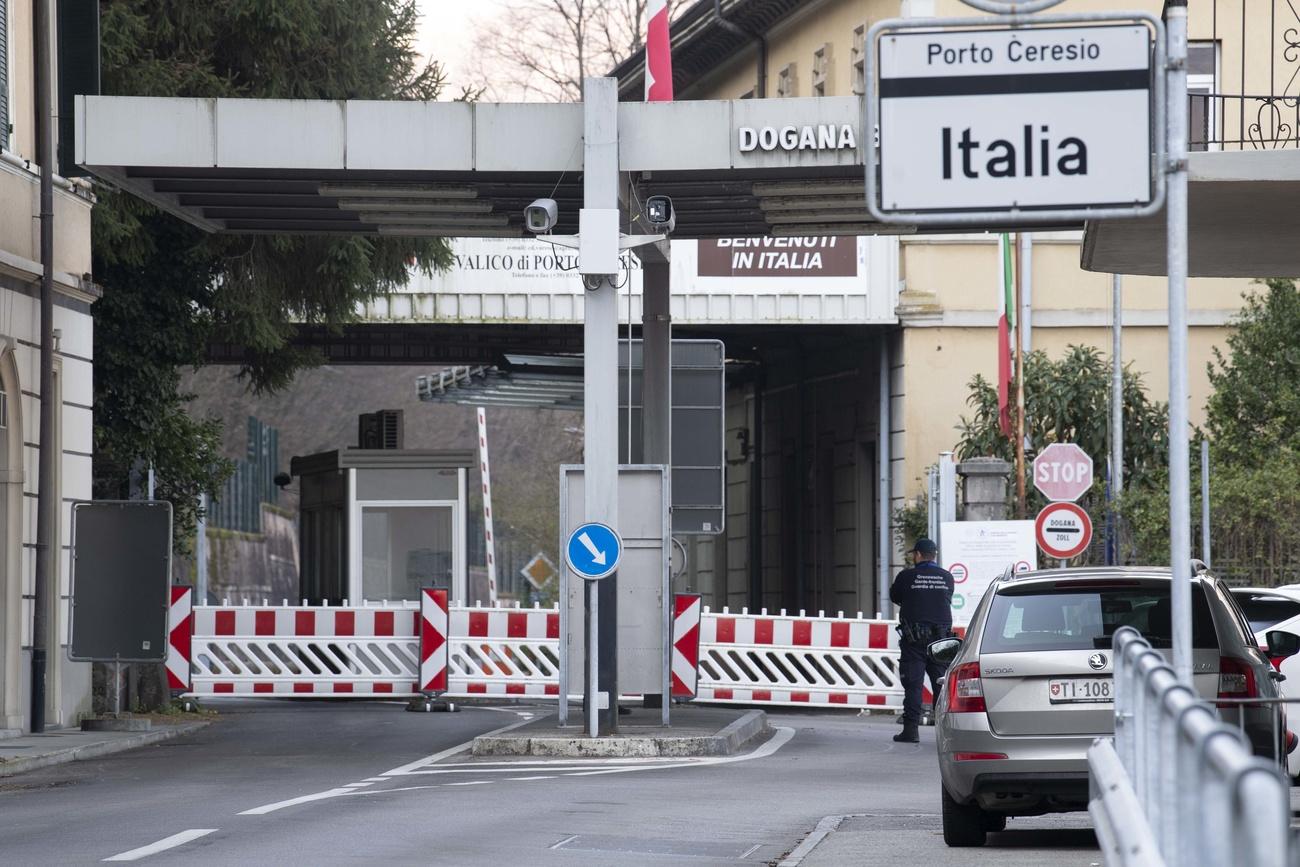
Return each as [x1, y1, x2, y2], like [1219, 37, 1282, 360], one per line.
[189, 599, 423, 697]
[166, 586, 193, 693]
[447, 603, 560, 697]
[671, 594, 702, 699]
[694, 607, 906, 709]
[180, 595, 918, 711]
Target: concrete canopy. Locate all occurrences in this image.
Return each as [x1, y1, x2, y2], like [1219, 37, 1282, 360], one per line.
[76, 93, 892, 239]
[1081, 150, 1300, 278]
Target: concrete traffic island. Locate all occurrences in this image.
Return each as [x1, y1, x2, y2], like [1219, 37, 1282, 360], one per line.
[473, 706, 769, 758]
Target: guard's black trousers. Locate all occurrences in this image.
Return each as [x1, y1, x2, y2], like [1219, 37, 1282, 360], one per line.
[899, 638, 947, 724]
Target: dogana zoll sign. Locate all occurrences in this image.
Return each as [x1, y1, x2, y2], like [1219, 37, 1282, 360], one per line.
[873, 23, 1154, 216]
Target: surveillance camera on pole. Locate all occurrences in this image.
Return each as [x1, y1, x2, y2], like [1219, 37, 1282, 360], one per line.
[524, 198, 559, 234]
[644, 195, 675, 234]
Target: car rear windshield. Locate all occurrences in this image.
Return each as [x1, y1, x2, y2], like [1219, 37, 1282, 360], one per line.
[1232, 594, 1300, 633]
[981, 585, 1218, 653]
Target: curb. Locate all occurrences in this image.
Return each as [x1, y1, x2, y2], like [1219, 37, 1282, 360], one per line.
[472, 709, 770, 758]
[0, 721, 210, 779]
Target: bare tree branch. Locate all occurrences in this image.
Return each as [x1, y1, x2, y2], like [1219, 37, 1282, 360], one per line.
[470, 0, 662, 102]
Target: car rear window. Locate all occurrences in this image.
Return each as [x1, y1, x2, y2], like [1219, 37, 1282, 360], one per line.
[981, 585, 1218, 653]
[1232, 594, 1300, 633]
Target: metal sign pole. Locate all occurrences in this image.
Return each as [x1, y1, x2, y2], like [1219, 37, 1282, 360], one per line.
[1164, 0, 1192, 685]
[1201, 438, 1211, 568]
[581, 77, 621, 735]
[1111, 273, 1124, 565]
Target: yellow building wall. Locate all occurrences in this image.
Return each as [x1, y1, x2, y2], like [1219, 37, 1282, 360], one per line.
[682, 0, 1278, 502]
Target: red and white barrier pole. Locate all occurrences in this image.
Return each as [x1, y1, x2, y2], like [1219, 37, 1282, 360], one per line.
[477, 407, 498, 606]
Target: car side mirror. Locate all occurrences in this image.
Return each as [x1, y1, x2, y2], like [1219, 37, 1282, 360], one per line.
[927, 637, 962, 666]
[1266, 630, 1300, 659]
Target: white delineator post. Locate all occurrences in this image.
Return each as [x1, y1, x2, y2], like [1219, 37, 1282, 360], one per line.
[581, 77, 621, 738]
[1165, 0, 1192, 684]
[477, 407, 498, 606]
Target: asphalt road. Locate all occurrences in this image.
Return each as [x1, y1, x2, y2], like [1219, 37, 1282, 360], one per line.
[0, 701, 1100, 865]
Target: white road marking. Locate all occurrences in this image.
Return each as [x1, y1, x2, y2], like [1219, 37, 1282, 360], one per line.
[103, 829, 218, 862]
[776, 814, 862, 867]
[236, 722, 796, 818]
[237, 787, 358, 816]
[549, 834, 579, 850]
[475, 706, 538, 718]
[379, 716, 535, 776]
[362, 777, 388, 783]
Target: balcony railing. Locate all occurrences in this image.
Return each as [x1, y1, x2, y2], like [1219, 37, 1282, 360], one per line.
[1186, 0, 1300, 150]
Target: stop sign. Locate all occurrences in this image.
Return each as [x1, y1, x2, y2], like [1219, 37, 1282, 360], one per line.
[1032, 443, 1094, 502]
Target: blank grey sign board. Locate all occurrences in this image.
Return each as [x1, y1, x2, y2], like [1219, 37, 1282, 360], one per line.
[69, 501, 172, 662]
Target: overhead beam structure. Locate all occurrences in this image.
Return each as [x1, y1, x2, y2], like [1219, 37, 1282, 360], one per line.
[79, 94, 891, 239]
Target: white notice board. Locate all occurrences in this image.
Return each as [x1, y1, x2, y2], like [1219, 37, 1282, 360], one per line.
[940, 521, 1037, 628]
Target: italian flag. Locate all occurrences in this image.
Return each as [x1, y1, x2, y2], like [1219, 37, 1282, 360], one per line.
[645, 0, 673, 101]
[997, 234, 1015, 437]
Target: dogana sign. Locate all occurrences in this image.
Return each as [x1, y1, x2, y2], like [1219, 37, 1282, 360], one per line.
[868, 19, 1160, 222]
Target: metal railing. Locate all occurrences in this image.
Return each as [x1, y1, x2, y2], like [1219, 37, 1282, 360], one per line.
[1188, 0, 1300, 150]
[1089, 626, 1290, 867]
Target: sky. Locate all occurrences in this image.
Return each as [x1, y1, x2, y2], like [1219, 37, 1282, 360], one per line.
[415, 1, 512, 97]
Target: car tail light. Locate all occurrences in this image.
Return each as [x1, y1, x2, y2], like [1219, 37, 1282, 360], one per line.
[1286, 731, 1298, 756]
[947, 661, 986, 713]
[953, 752, 1007, 762]
[1217, 656, 1258, 703]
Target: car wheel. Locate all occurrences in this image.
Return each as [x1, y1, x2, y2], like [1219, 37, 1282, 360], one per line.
[941, 787, 988, 847]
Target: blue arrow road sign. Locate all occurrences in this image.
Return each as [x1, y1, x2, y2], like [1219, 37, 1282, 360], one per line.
[565, 522, 622, 580]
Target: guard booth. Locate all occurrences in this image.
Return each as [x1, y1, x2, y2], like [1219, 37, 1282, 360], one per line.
[290, 442, 471, 605]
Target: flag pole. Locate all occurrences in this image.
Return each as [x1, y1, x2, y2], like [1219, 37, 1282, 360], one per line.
[1014, 233, 1026, 519]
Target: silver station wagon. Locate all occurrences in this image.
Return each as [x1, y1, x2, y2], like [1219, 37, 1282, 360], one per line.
[928, 566, 1289, 847]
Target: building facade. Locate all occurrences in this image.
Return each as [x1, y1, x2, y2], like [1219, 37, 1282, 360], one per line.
[1, 0, 96, 732]
[607, 0, 1279, 611]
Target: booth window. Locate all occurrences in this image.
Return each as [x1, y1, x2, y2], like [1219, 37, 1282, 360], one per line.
[361, 506, 454, 601]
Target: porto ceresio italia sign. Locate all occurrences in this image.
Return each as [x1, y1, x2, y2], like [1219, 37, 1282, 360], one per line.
[875, 23, 1154, 215]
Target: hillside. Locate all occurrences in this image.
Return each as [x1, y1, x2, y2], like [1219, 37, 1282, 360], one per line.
[182, 364, 581, 598]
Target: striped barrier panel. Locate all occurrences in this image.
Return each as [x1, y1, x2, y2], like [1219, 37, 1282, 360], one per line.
[447, 604, 561, 697]
[166, 586, 193, 693]
[189, 600, 424, 697]
[420, 589, 449, 693]
[694, 607, 912, 709]
[670, 594, 703, 698]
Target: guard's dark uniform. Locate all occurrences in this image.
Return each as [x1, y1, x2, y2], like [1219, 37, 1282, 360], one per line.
[890, 559, 955, 725]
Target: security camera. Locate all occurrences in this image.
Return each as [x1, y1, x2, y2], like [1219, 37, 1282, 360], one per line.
[644, 195, 675, 233]
[524, 198, 559, 234]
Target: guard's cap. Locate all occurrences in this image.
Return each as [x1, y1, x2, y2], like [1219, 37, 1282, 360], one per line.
[911, 538, 938, 555]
